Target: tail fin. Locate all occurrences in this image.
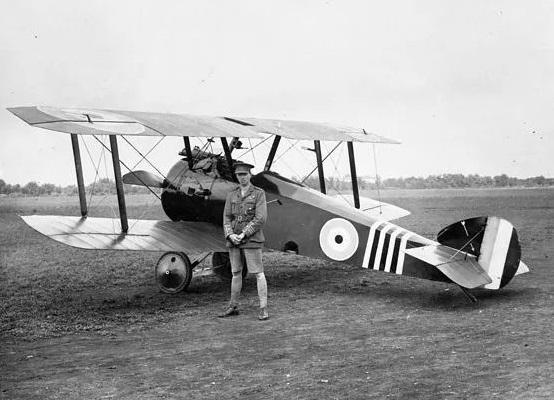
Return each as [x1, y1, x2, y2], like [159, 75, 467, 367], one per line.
[437, 216, 524, 289]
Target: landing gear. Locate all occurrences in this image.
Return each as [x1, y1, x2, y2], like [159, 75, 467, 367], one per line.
[155, 252, 193, 294]
[212, 251, 248, 280]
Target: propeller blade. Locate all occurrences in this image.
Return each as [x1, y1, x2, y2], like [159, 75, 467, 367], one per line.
[122, 170, 165, 188]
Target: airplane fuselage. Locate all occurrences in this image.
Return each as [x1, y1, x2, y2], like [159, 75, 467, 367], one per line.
[159, 158, 523, 290]
[160, 159, 452, 284]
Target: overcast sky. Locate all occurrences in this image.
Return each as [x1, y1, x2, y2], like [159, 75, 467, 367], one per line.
[1, 0, 553, 185]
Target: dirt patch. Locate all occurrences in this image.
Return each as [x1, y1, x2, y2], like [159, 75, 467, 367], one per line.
[1, 191, 553, 399]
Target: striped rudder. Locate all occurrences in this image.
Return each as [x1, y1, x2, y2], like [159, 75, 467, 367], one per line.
[437, 216, 522, 289]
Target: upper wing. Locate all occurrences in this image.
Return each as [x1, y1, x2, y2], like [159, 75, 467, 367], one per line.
[234, 117, 401, 143]
[7, 106, 263, 139]
[21, 215, 227, 252]
[8, 106, 400, 143]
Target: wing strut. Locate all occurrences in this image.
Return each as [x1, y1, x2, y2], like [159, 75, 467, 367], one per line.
[314, 140, 326, 194]
[229, 137, 241, 151]
[264, 135, 281, 171]
[220, 137, 236, 181]
[70, 134, 88, 217]
[109, 135, 128, 233]
[347, 141, 360, 209]
[183, 136, 193, 169]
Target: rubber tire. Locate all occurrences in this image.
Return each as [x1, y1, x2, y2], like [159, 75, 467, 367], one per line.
[155, 252, 193, 294]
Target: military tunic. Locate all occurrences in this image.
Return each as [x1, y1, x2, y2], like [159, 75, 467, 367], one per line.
[223, 185, 267, 249]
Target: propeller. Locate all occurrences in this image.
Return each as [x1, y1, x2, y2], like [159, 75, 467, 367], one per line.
[122, 170, 166, 188]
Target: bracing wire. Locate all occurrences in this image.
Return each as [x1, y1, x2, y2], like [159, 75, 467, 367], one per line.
[92, 135, 162, 201]
[272, 139, 309, 182]
[79, 134, 164, 233]
[97, 136, 117, 232]
[128, 188, 160, 231]
[191, 138, 212, 165]
[273, 139, 299, 163]
[106, 136, 165, 232]
[324, 142, 351, 203]
[80, 135, 103, 208]
[247, 138, 256, 165]
[446, 227, 485, 261]
[236, 135, 272, 160]
[277, 157, 303, 181]
[372, 143, 383, 215]
[122, 136, 168, 180]
[130, 136, 165, 170]
[90, 149, 104, 208]
[300, 141, 342, 184]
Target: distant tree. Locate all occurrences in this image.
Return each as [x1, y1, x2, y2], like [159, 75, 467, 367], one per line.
[493, 174, 509, 187]
[62, 185, 78, 195]
[357, 177, 369, 190]
[40, 183, 58, 195]
[0, 179, 5, 194]
[22, 181, 40, 196]
[87, 178, 116, 195]
[481, 175, 493, 187]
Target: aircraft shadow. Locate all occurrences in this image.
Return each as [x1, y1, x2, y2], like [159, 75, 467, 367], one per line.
[240, 261, 538, 313]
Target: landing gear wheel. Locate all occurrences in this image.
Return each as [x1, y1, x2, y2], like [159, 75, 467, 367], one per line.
[212, 251, 248, 281]
[155, 252, 193, 294]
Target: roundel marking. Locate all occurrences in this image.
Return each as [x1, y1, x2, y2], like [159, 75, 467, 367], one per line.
[319, 218, 359, 261]
[37, 106, 145, 135]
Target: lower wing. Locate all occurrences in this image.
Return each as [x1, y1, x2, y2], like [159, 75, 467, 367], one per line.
[22, 215, 227, 252]
[330, 195, 410, 222]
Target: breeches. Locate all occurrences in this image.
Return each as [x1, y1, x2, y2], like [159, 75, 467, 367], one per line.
[229, 247, 263, 274]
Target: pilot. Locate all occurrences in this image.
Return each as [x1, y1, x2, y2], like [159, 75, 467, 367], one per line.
[219, 161, 269, 320]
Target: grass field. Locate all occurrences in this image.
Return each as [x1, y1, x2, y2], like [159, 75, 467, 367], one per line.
[1, 188, 553, 399]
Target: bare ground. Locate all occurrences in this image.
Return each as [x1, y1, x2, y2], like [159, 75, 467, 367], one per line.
[1, 190, 553, 399]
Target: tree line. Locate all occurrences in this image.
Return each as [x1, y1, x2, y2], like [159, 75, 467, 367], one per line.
[0, 178, 154, 196]
[0, 173, 552, 196]
[303, 173, 554, 190]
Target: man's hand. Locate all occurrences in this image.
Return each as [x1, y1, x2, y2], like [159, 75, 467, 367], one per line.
[229, 234, 241, 245]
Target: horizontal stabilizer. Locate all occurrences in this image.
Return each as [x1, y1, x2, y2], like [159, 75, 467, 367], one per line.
[122, 170, 165, 188]
[515, 261, 529, 276]
[405, 245, 492, 288]
[21, 215, 227, 253]
[331, 195, 410, 222]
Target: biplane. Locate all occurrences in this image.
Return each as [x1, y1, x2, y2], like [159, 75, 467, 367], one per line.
[8, 106, 529, 301]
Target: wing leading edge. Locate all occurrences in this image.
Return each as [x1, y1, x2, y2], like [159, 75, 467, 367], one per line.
[7, 106, 263, 139]
[236, 117, 400, 143]
[21, 215, 227, 253]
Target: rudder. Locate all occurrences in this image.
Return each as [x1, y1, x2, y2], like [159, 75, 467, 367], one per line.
[437, 216, 522, 289]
